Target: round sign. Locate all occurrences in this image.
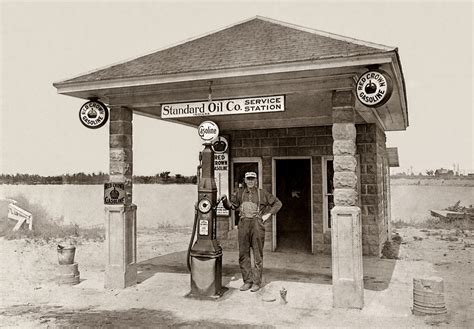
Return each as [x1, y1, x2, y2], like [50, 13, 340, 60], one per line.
[198, 198, 212, 214]
[198, 121, 219, 142]
[356, 70, 393, 107]
[79, 100, 109, 129]
[211, 136, 228, 153]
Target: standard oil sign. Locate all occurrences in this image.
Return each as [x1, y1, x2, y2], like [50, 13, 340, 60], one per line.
[161, 95, 285, 119]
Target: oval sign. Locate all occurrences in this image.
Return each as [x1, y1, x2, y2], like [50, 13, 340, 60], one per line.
[79, 100, 109, 129]
[356, 70, 393, 107]
[198, 121, 219, 142]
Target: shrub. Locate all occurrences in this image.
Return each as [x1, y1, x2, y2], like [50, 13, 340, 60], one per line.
[381, 234, 402, 259]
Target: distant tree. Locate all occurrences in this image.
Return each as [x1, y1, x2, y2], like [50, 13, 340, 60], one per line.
[425, 170, 434, 176]
[175, 173, 185, 183]
[159, 171, 171, 181]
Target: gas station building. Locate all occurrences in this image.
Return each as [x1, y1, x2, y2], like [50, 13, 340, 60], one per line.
[54, 17, 408, 308]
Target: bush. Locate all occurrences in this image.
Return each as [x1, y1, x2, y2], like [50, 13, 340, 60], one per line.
[381, 233, 402, 259]
[0, 194, 104, 242]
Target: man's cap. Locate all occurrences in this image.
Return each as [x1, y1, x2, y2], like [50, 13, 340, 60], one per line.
[245, 172, 257, 179]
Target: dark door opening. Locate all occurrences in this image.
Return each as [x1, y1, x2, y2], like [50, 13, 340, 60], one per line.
[275, 159, 311, 253]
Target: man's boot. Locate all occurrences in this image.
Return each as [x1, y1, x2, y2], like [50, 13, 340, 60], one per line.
[240, 282, 253, 291]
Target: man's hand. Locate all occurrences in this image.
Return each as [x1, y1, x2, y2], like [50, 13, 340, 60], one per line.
[261, 213, 272, 222]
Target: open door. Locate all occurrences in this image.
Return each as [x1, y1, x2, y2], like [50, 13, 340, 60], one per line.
[275, 159, 312, 253]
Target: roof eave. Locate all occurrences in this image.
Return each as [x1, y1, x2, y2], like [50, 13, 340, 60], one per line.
[53, 52, 394, 96]
[390, 49, 409, 128]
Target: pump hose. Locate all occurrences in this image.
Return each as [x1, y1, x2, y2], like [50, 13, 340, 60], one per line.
[187, 205, 199, 272]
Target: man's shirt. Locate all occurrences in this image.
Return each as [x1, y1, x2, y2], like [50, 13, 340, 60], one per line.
[230, 187, 282, 218]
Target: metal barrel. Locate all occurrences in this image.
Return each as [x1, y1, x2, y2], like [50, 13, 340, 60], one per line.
[413, 277, 447, 315]
[57, 263, 80, 285]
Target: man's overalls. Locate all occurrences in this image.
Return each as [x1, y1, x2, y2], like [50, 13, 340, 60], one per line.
[238, 188, 265, 286]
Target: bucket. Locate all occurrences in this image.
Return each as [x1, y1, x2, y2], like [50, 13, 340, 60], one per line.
[57, 245, 76, 265]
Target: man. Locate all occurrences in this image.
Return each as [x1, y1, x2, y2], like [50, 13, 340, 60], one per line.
[222, 172, 282, 292]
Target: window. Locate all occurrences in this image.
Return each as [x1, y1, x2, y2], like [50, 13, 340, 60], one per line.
[323, 158, 335, 230]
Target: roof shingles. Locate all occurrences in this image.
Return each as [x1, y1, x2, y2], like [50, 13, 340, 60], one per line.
[61, 18, 390, 84]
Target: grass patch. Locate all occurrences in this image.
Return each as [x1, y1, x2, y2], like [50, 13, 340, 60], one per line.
[392, 217, 473, 230]
[0, 194, 104, 243]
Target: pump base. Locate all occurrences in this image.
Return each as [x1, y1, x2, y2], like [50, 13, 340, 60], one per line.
[185, 287, 229, 300]
[189, 253, 223, 298]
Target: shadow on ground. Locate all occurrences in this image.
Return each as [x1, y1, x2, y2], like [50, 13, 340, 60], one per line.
[137, 250, 397, 291]
[1, 305, 269, 328]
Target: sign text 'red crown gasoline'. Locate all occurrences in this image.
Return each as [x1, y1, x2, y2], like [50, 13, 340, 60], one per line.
[161, 95, 285, 119]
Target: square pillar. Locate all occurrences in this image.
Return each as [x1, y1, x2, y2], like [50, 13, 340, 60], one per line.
[331, 90, 364, 309]
[105, 204, 137, 289]
[105, 107, 137, 289]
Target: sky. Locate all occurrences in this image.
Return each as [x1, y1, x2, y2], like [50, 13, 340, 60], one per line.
[0, 0, 472, 176]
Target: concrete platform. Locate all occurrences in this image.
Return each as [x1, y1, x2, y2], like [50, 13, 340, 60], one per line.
[136, 250, 399, 291]
[64, 249, 437, 328]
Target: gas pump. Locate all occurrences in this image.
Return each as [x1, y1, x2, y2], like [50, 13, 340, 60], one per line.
[186, 121, 225, 299]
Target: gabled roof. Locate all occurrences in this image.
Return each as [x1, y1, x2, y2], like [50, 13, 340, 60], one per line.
[56, 16, 395, 85]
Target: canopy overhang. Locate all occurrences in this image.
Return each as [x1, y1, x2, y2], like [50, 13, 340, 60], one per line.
[54, 51, 407, 131]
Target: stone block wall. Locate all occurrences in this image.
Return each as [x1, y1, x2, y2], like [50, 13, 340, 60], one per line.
[109, 107, 133, 204]
[356, 124, 389, 256]
[376, 125, 389, 252]
[217, 123, 387, 256]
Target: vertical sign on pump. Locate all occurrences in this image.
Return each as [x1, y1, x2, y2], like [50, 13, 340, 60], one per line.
[212, 136, 229, 216]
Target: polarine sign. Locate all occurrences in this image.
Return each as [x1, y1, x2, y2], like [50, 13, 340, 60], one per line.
[161, 95, 285, 119]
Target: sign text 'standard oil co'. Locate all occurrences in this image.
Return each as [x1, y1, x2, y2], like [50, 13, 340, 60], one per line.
[161, 95, 285, 119]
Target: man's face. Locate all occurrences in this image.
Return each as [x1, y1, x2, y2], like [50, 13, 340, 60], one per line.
[245, 177, 256, 188]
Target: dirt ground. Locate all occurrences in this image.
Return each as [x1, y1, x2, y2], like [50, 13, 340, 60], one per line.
[395, 226, 473, 327]
[0, 226, 472, 328]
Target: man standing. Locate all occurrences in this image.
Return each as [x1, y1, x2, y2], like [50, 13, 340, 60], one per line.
[222, 172, 282, 292]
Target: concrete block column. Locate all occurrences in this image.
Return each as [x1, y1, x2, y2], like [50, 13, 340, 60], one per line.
[331, 90, 363, 309]
[105, 107, 137, 289]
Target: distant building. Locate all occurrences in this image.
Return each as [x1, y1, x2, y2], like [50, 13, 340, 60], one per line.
[435, 168, 454, 177]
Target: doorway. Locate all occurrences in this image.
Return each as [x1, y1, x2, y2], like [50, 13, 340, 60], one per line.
[274, 159, 312, 253]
